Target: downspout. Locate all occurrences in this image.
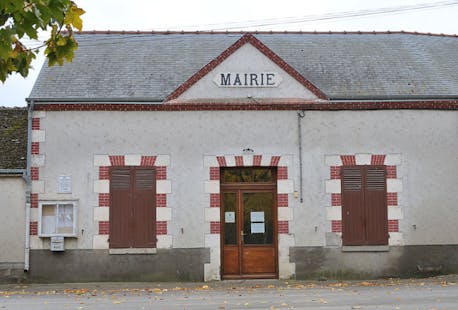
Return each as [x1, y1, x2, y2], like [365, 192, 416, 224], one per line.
[297, 111, 305, 203]
[24, 99, 34, 272]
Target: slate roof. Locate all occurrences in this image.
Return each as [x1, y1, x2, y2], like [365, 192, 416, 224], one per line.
[29, 31, 458, 101]
[0, 107, 27, 169]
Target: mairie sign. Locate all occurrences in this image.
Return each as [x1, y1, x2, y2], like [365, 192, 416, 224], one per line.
[214, 72, 282, 88]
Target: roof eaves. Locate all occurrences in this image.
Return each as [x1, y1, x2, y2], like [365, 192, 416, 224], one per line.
[26, 97, 165, 103]
[329, 95, 458, 101]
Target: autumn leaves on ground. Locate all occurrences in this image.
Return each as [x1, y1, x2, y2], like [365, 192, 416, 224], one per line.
[0, 275, 457, 309]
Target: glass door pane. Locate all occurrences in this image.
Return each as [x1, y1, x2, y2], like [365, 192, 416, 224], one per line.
[242, 192, 274, 245]
[223, 192, 237, 245]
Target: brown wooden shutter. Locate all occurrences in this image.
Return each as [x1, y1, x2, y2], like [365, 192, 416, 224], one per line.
[341, 167, 365, 246]
[341, 166, 388, 246]
[110, 168, 132, 248]
[110, 167, 156, 248]
[132, 169, 156, 248]
[364, 166, 388, 245]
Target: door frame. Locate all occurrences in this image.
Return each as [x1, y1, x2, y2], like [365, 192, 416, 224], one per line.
[220, 168, 278, 279]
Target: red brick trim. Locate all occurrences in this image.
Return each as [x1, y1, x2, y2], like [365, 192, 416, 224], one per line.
[277, 194, 288, 207]
[277, 166, 288, 180]
[30, 221, 38, 235]
[109, 155, 125, 166]
[387, 193, 398, 206]
[156, 221, 167, 235]
[99, 193, 109, 207]
[270, 156, 281, 166]
[216, 156, 227, 167]
[34, 100, 458, 111]
[210, 193, 220, 207]
[371, 155, 386, 165]
[156, 166, 167, 180]
[278, 221, 289, 234]
[32, 118, 40, 130]
[210, 221, 221, 234]
[31, 193, 38, 208]
[31, 142, 40, 155]
[31, 167, 39, 181]
[98, 221, 109, 234]
[386, 166, 397, 178]
[330, 166, 341, 179]
[331, 193, 341, 206]
[156, 194, 167, 207]
[140, 155, 156, 166]
[209, 167, 220, 180]
[388, 220, 399, 232]
[99, 166, 109, 180]
[340, 155, 356, 166]
[331, 220, 342, 233]
[253, 155, 262, 166]
[235, 156, 244, 166]
[165, 34, 327, 101]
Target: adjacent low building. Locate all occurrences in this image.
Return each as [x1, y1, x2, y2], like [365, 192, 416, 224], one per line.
[20, 31, 458, 282]
[0, 107, 27, 283]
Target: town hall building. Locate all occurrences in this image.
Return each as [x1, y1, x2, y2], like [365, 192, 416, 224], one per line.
[13, 31, 458, 282]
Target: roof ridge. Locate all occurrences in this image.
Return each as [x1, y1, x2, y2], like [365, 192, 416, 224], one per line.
[73, 30, 458, 37]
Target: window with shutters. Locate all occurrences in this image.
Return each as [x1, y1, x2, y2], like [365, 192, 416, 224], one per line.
[109, 167, 156, 248]
[341, 166, 388, 246]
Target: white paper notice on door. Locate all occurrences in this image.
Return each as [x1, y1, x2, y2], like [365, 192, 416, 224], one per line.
[225, 211, 235, 223]
[250, 211, 264, 222]
[251, 222, 265, 234]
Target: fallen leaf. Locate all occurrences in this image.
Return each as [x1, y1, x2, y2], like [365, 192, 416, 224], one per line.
[351, 306, 362, 309]
[319, 298, 328, 304]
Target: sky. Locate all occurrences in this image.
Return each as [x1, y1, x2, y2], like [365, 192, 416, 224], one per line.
[1, 0, 458, 107]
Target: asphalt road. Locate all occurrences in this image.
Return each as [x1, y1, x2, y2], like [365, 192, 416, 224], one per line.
[1, 276, 457, 309]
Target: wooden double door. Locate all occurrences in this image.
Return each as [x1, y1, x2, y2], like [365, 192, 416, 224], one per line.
[221, 168, 278, 279]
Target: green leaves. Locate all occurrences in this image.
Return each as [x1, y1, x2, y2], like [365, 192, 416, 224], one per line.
[64, 4, 84, 31]
[45, 32, 77, 66]
[0, 0, 85, 82]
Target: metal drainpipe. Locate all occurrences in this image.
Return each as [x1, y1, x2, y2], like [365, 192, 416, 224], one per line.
[297, 111, 305, 203]
[24, 100, 34, 272]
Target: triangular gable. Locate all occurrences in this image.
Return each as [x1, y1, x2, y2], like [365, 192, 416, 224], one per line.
[165, 34, 327, 102]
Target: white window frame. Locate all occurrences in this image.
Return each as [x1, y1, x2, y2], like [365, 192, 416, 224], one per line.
[38, 201, 78, 237]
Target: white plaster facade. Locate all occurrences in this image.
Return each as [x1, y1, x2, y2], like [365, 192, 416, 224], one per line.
[22, 33, 458, 281]
[30, 109, 458, 279]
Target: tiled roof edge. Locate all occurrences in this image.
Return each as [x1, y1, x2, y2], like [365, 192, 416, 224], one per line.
[72, 30, 458, 37]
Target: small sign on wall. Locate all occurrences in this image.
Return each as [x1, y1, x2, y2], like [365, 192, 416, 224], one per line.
[58, 175, 72, 193]
[225, 211, 235, 223]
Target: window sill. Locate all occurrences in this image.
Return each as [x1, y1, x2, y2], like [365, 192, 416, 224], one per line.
[109, 248, 157, 255]
[342, 245, 389, 252]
